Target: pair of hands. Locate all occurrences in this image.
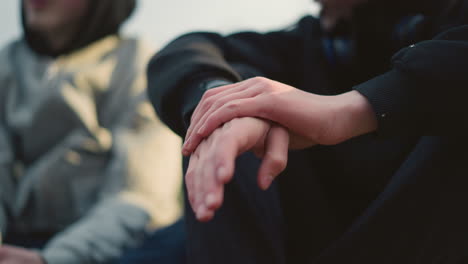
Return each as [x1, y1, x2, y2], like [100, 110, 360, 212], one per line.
[184, 77, 377, 221]
[0, 245, 44, 264]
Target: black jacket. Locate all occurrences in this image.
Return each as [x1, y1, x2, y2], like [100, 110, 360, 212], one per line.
[147, 0, 468, 263]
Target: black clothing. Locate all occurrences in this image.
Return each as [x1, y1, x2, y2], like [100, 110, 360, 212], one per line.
[22, 0, 136, 57]
[147, 0, 468, 263]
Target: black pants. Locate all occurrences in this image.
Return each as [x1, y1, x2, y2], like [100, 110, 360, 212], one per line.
[183, 137, 468, 264]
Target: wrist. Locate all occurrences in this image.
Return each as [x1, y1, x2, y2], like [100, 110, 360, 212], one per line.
[335, 90, 378, 140]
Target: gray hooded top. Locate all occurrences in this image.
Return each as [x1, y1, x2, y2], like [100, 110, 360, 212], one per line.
[0, 1, 182, 263]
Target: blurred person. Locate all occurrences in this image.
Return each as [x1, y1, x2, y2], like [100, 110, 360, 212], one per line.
[0, 0, 185, 263]
[147, 0, 468, 263]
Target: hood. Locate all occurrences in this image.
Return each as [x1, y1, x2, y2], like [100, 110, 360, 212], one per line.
[22, 0, 137, 57]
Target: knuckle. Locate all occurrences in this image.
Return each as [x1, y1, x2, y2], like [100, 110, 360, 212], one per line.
[203, 89, 216, 98]
[252, 76, 267, 83]
[197, 100, 212, 115]
[185, 170, 195, 182]
[226, 101, 240, 113]
[205, 96, 217, 107]
[211, 100, 224, 111]
[213, 149, 227, 163]
[194, 130, 205, 141]
[200, 94, 209, 104]
[252, 76, 273, 90]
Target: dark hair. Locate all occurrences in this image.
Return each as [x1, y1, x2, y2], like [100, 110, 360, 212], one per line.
[22, 0, 137, 57]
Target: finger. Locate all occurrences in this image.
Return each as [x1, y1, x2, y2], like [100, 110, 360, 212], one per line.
[204, 184, 224, 211]
[195, 204, 215, 222]
[194, 131, 234, 221]
[252, 144, 266, 159]
[258, 125, 289, 190]
[184, 80, 254, 153]
[213, 117, 270, 183]
[183, 88, 261, 154]
[194, 97, 263, 145]
[196, 117, 270, 220]
[184, 82, 246, 153]
[196, 128, 246, 221]
[195, 135, 221, 221]
[195, 159, 215, 221]
[185, 150, 199, 212]
[192, 140, 210, 216]
[214, 121, 253, 183]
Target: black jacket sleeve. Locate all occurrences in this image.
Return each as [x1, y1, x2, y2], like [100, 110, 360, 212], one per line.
[147, 16, 324, 137]
[354, 25, 468, 136]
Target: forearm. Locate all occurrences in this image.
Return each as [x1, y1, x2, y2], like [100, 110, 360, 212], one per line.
[332, 90, 378, 142]
[147, 33, 242, 136]
[147, 19, 317, 136]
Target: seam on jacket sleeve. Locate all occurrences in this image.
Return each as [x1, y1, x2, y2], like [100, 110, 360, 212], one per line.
[353, 66, 422, 137]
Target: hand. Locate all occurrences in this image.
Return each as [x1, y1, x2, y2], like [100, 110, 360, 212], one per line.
[186, 117, 289, 222]
[183, 77, 377, 155]
[0, 245, 44, 264]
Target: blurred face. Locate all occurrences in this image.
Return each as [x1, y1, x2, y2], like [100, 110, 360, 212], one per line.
[315, 0, 369, 30]
[316, 0, 368, 10]
[24, 0, 89, 33]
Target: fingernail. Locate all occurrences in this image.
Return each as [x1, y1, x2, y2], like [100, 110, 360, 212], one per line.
[182, 147, 191, 156]
[181, 148, 188, 156]
[196, 205, 207, 219]
[205, 193, 217, 208]
[262, 175, 274, 190]
[198, 125, 206, 135]
[183, 141, 191, 153]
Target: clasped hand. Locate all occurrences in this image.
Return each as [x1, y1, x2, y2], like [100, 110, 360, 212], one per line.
[183, 77, 377, 221]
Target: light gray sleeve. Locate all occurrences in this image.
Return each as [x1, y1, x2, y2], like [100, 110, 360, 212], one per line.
[41, 198, 150, 264]
[0, 124, 15, 239]
[39, 111, 155, 264]
[0, 45, 15, 240]
[40, 97, 182, 264]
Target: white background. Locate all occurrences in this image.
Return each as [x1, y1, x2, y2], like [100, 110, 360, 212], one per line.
[0, 0, 319, 49]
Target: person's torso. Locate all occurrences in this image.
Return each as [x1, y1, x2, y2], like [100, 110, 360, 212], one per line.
[0, 36, 145, 232]
[284, 0, 468, 247]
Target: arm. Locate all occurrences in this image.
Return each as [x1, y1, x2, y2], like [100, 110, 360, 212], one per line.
[354, 25, 468, 136]
[147, 16, 325, 137]
[181, 25, 468, 153]
[41, 96, 182, 264]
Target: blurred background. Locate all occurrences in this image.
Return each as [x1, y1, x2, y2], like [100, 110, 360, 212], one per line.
[0, 0, 319, 49]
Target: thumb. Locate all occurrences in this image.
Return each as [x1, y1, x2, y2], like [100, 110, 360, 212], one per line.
[258, 125, 289, 190]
